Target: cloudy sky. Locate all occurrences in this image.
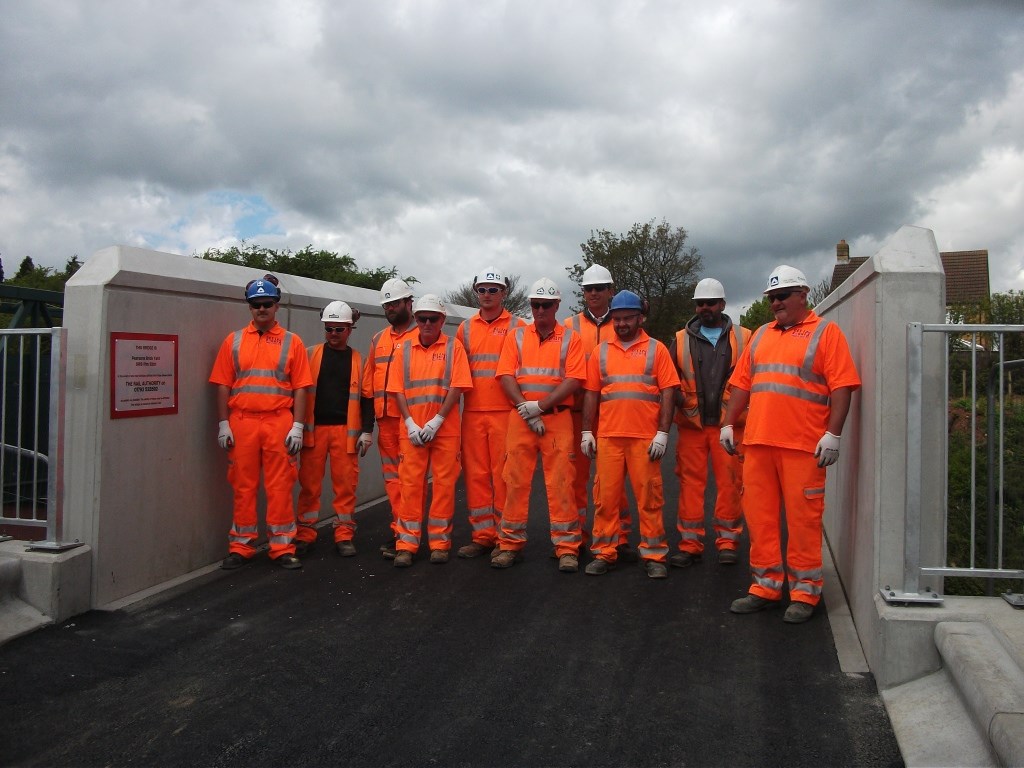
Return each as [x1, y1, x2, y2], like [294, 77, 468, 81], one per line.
[2, 0, 1022, 313]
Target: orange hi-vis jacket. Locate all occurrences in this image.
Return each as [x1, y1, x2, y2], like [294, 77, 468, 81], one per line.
[457, 309, 525, 411]
[729, 310, 861, 453]
[564, 311, 616, 410]
[584, 331, 680, 438]
[674, 319, 752, 431]
[364, 319, 417, 420]
[387, 332, 473, 439]
[496, 324, 586, 408]
[301, 343, 368, 452]
[209, 321, 312, 411]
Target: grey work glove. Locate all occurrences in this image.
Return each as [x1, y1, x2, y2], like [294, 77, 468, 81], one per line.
[420, 414, 445, 443]
[285, 421, 304, 455]
[527, 416, 545, 436]
[719, 425, 737, 456]
[405, 417, 425, 447]
[517, 400, 544, 420]
[648, 431, 669, 460]
[580, 430, 596, 459]
[815, 431, 841, 467]
[357, 432, 373, 457]
[217, 420, 234, 450]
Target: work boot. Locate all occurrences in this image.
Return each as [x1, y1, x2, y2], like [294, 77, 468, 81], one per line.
[585, 558, 614, 575]
[336, 541, 357, 557]
[490, 545, 502, 561]
[457, 542, 491, 559]
[491, 550, 521, 569]
[294, 539, 315, 557]
[393, 551, 413, 568]
[669, 551, 702, 568]
[783, 602, 815, 624]
[429, 549, 449, 564]
[380, 541, 397, 560]
[718, 548, 738, 565]
[645, 560, 669, 579]
[557, 554, 579, 573]
[730, 594, 780, 614]
[616, 544, 639, 563]
[220, 553, 250, 570]
[277, 554, 303, 570]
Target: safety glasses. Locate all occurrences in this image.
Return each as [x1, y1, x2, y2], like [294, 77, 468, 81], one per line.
[476, 286, 502, 295]
[583, 284, 611, 293]
[767, 291, 795, 303]
[530, 301, 556, 311]
[416, 315, 443, 324]
[695, 299, 720, 307]
[324, 326, 351, 334]
[248, 300, 275, 309]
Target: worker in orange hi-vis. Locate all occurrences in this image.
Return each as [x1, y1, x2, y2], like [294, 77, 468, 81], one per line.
[295, 301, 375, 558]
[493, 277, 586, 574]
[668, 277, 752, 569]
[563, 263, 634, 560]
[361, 278, 418, 560]
[209, 274, 312, 571]
[386, 295, 473, 568]
[721, 264, 860, 625]
[455, 266, 526, 559]
[580, 291, 679, 580]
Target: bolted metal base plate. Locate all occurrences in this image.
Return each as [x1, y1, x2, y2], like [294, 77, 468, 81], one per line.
[879, 586, 944, 605]
[1002, 592, 1024, 609]
[25, 540, 85, 553]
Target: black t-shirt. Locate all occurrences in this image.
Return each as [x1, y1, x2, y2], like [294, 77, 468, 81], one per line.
[313, 346, 353, 425]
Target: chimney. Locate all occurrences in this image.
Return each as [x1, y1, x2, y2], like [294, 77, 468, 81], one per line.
[836, 239, 849, 264]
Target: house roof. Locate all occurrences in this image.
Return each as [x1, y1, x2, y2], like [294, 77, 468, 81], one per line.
[829, 250, 990, 305]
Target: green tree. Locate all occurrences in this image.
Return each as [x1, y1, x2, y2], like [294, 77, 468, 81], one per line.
[567, 219, 702, 343]
[740, 297, 774, 330]
[444, 274, 531, 318]
[0, 254, 5, 283]
[199, 243, 411, 291]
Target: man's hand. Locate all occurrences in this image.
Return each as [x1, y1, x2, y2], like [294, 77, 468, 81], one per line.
[357, 432, 373, 457]
[285, 422, 304, 455]
[527, 416, 545, 435]
[719, 425, 737, 456]
[815, 431, 841, 467]
[517, 400, 544, 420]
[580, 430, 596, 459]
[405, 417, 425, 447]
[217, 420, 234, 450]
[648, 431, 669, 460]
[420, 414, 445, 443]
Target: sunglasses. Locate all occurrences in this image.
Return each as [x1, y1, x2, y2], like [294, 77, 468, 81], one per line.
[583, 284, 611, 293]
[416, 315, 443, 324]
[768, 291, 795, 303]
[248, 300, 275, 309]
[695, 299, 720, 307]
[476, 286, 502, 295]
[531, 301, 556, 310]
[324, 326, 351, 334]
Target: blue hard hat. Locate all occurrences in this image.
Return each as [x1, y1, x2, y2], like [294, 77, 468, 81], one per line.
[609, 290, 643, 311]
[245, 279, 280, 302]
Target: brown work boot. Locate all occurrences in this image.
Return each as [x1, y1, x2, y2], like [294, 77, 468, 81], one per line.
[783, 602, 814, 624]
[645, 560, 669, 579]
[393, 551, 413, 568]
[557, 554, 579, 573]
[718, 548, 738, 565]
[669, 551, 702, 568]
[429, 549, 450, 564]
[336, 540, 357, 557]
[491, 549, 521, 569]
[457, 542, 491, 559]
[380, 541, 397, 560]
[730, 594, 780, 614]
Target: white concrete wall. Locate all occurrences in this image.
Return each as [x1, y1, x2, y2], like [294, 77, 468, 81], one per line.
[817, 225, 948, 687]
[62, 245, 471, 608]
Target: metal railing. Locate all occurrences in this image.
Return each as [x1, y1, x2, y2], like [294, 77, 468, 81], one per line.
[1, 327, 77, 549]
[883, 323, 1024, 607]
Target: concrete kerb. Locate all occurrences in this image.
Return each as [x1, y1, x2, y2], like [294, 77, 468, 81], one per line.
[0, 541, 91, 643]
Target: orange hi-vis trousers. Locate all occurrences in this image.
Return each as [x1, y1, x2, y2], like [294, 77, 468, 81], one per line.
[499, 410, 580, 556]
[296, 424, 359, 544]
[590, 437, 669, 563]
[570, 410, 632, 544]
[674, 425, 744, 555]
[741, 443, 826, 606]
[395, 434, 461, 553]
[377, 415, 403, 538]
[226, 408, 298, 560]
[461, 409, 510, 547]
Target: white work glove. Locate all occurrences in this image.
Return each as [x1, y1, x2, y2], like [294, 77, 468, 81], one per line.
[357, 432, 373, 457]
[527, 416, 546, 435]
[648, 431, 669, 461]
[217, 420, 234, 450]
[285, 421, 304, 455]
[405, 417, 425, 447]
[815, 431, 841, 467]
[580, 430, 596, 459]
[420, 414, 445, 443]
[719, 425, 737, 456]
[517, 400, 544, 420]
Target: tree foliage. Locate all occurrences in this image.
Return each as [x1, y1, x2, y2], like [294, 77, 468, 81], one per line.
[444, 274, 531, 318]
[567, 219, 703, 343]
[740, 297, 774, 330]
[5, 255, 82, 292]
[198, 243, 410, 291]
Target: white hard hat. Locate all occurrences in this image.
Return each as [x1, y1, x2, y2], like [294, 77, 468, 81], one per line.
[529, 277, 562, 300]
[764, 265, 809, 294]
[693, 278, 726, 301]
[581, 264, 613, 286]
[412, 294, 447, 316]
[321, 301, 353, 324]
[473, 266, 508, 287]
[379, 278, 413, 305]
